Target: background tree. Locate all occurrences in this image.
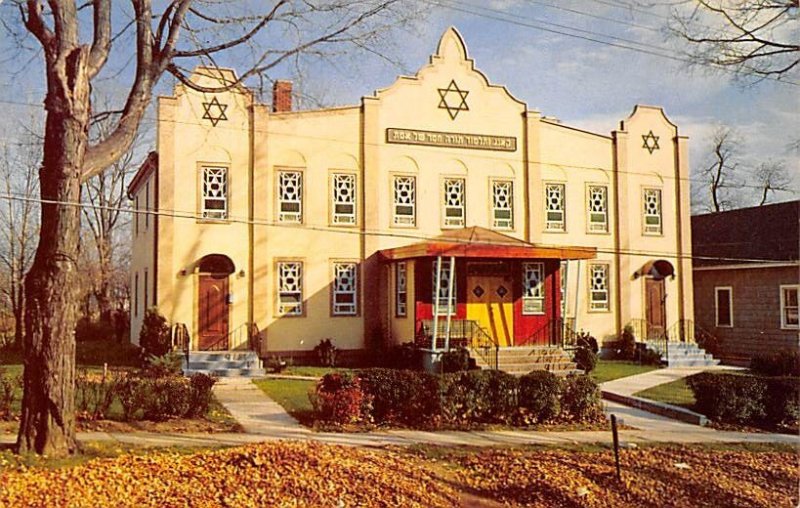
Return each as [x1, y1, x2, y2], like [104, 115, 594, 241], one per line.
[754, 160, 792, 205]
[693, 125, 742, 212]
[7, 0, 417, 456]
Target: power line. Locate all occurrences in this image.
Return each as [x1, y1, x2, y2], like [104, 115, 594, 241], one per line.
[0, 192, 793, 266]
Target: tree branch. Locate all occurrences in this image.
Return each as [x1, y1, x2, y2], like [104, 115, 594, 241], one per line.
[87, 0, 112, 79]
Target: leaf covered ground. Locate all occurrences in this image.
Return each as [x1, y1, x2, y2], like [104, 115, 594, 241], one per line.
[0, 441, 796, 507]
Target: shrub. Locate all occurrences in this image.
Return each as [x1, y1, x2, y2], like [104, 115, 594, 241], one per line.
[576, 332, 599, 354]
[382, 342, 423, 370]
[117, 377, 147, 421]
[750, 350, 800, 377]
[0, 369, 16, 420]
[314, 338, 338, 368]
[138, 309, 172, 360]
[312, 372, 371, 424]
[187, 373, 218, 418]
[518, 371, 561, 422]
[141, 377, 193, 421]
[764, 377, 800, 425]
[440, 370, 518, 423]
[560, 375, 602, 421]
[637, 346, 663, 366]
[573, 346, 597, 373]
[440, 347, 471, 373]
[75, 369, 123, 420]
[687, 372, 767, 424]
[356, 368, 440, 425]
[696, 329, 720, 357]
[141, 353, 184, 378]
[75, 318, 117, 342]
[617, 325, 637, 361]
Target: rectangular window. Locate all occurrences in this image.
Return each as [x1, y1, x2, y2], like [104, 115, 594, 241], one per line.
[715, 287, 733, 327]
[134, 196, 140, 236]
[396, 262, 407, 317]
[589, 263, 610, 311]
[442, 178, 465, 227]
[331, 173, 356, 225]
[545, 183, 566, 231]
[145, 181, 150, 229]
[522, 262, 545, 315]
[277, 261, 303, 316]
[643, 188, 662, 235]
[492, 180, 513, 229]
[202, 166, 228, 219]
[134, 272, 139, 318]
[143, 268, 149, 314]
[431, 259, 456, 315]
[278, 170, 303, 223]
[587, 185, 608, 233]
[332, 262, 358, 316]
[393, 175, 416, 226]
[780, 285, 798, 329]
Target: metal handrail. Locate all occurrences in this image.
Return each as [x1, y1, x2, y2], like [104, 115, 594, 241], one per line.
[417, 318, 499, 370]
[248, 322, 262, 355]
[171, 323, 190, 365]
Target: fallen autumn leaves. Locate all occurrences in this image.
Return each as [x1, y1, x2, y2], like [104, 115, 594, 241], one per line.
[0, 441, 796, 507]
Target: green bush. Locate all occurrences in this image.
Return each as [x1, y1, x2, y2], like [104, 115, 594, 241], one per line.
[381, 342, 423, 370]
[687, 373, 767, 424]
[141, 353, 184, 378]
[138, 309, 172, 360]
[314, 338, 338, 368]
[764, 377, 800, 425]
[75, 369, 123, 420]
[312, 372, 371, 424]
[75, 318, 117, 342]
[750, 350, 800, 377]
[141, 377, 193, 421]
[187, 373, 218, 418]
[440, 347, 471, 373]
[576, 332, 599, 354]
[440, 370, 518, 423]
[573, 346, 597, 373]
[617, 326, 637, 361]
[560, 375, 602, 421]
[0, 369, 16, 421]
[518, 371, 561, 422]
[637, 347, 663, 366]
[117, 377, 147, 421]
[356, 368, 440, 425]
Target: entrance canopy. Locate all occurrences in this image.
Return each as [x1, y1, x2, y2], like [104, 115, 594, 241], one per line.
[379, 227, 596, 261]
[634, 259, 675, 280]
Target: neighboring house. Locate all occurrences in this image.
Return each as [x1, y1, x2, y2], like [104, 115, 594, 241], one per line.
[692, 201, 800, 365]
[126, 27, 695, 364]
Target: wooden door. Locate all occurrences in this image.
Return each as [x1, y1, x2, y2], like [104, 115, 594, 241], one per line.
[466, 274, 514, 347]
[198, 274, 229, 350]
[645, 278, 666, 340]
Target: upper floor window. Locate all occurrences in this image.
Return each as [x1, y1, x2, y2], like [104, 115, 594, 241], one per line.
[589, 263, 610, 311]
[393, 175, 416, 227]
[133, 272, 139, 318]
[202, 166, 228, 220]
[545, 183, 565, 231]
[443, 178, 465, 227]
[522, 262, 545, 315]
[432, 259, 456, 315]
[587, 185, 608, 233]
[780, 285, 798, 329]
[331, 173, 356, 225]
[715, 287, 733, 327]
[332, 262, 358, 316]
[134, 196, 140, 235]
[278, 170, 303, 223]
[145, 182, 150, 229]
[395, 262, 407, 317]
[277, 261, 303, 316]
[492, 180, 513, 230]
[643, 188, 662, 235]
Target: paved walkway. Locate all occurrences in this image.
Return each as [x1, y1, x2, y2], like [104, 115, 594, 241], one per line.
[599, 365, 736, 397]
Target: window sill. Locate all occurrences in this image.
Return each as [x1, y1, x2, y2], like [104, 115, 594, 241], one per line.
[196, 219, 231, 225]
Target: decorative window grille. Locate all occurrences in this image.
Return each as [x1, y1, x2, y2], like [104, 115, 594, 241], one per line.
[134, 272, 139, 317]
[492, 180, 513, 229]
[396, 262, 407, 317]
[589, 264, 609, 311]
[202, 167, 228, 219]
[522, 262, 545, 314]
[715, 287, 732, 327]
[431, 259, 456, 314]
[545, 183, 565, 231]
[643, 188, 662, 234]
[278, 262, 303, 316]
[331, 173, 356, 225]
[278, 171, 303, 223]
[780, 286, 799, 329]
[332, 262, 358, 316]
[442, 178, 465, 227]
[587, 185, 608, 232]
[393, 176, 416, 226]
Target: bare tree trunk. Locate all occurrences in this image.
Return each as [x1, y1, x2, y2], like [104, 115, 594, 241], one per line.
[17, 64, 90, 455]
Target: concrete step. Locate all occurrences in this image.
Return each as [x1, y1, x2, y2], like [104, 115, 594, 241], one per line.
[186, 351, 259, 361]
[186, 360, 262, 370]
[665, 358, 720, 368]
[184, 368, 267, 378]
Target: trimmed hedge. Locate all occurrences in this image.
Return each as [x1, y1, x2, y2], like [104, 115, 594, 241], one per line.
[750, 350, 800, 377]
[440, 370, 518, 423]
[356, 368, 440, 425]
[518, 371, 561, 422]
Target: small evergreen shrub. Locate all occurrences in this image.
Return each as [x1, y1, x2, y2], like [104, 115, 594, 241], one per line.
[560, 375, 602, 421]
[518, 371, 561, 422]
[356, 368, 440, 425]
[138, 309, 172, 360]
[75, 317, 117, 342]
[687, 373, 767, 424]
[440, 370, 518, 423]
[141, 353, 184, 378]
[573, 346, 598, 373]
[117, 377, 147, 421]
[75, 369, 123, 420]
[187, 373, 218, 418]
[0, 369, 16, 421]
[381, 342, 423, 370]
[440, 347, 471, 373]
[617, 325, 637, 361]
[750, 350, 800, 377]
[141, 377, 193, 421]
[314, 338, 338, 368]
[764, 376, 800, 425]
[312, 372, 371, 424]
[576, 332, 599, 354]
[637, 347, 663, 366]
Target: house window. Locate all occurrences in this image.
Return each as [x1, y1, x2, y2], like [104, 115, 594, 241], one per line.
[715, 287, 733, 327]
[134, 272, 139, 318]
[780, 285, 798, 329]
[545, 183, 565, 231]
[393, 175, 416, 226]
[134, 196, 140, 236]
[277, 261, 303, 316]
[587, 185, 608, 232]
[332, 262, 358, 316]
[331, 173, 356, 225]
[145, 181, 150, 229]
[643, 188, 662, 235]
[431, 259, 456, 314]
[492, 180, 513, 229]
[522, 262, 545, 314]
[442, 178, 465, 227]
[396, 262, 407, 317]
[143, 268, 149, 314]
[278, 171, 303, 223]
[589, 263, 609, 311]
[201, 167, 228, 219]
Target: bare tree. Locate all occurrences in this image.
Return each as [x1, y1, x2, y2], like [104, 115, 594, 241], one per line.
[8, 0, 417, 456]
[696, 126, 742, 212]
[754, 160, 792, 205]
[668, 0, 800, 82]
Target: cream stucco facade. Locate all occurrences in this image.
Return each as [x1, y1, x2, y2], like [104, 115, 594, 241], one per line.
[128, 28, 694, 355]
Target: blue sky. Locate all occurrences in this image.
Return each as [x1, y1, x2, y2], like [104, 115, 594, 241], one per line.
[1, 0, 797, 208]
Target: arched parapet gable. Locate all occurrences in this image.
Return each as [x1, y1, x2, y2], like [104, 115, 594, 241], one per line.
[617, 104, 678, 136]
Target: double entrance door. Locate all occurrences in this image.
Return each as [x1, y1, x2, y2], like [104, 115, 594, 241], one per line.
[465, 262, 513, 347]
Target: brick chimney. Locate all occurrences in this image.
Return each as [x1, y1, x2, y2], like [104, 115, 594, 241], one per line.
[272, 80, 292, 113]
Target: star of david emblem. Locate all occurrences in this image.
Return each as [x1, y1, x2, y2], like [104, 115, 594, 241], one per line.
[438, 79, 469, 120]
[202, 97, 228, 126]
[642, 130, 660, 154]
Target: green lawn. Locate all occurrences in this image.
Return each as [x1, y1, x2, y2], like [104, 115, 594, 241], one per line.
[253, 378, 315, 426]
[634, 378, 696, 409]
[274, 365, 353, 378]
[591, 360, 660, 384]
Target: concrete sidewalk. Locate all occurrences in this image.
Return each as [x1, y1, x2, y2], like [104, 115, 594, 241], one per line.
[599, 365, 735, 397]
